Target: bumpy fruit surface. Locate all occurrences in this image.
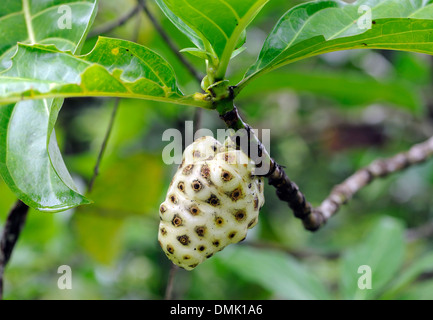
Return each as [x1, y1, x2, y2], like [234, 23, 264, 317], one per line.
[158, 136, 265, 270]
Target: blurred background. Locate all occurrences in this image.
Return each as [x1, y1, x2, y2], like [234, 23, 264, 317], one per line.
[1, 0, 433, 299]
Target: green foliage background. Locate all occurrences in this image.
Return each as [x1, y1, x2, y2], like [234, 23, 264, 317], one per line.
[1, 0, 433, 299]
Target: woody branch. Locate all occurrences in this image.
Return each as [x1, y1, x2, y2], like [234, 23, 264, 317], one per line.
[219, 101, 433, 231]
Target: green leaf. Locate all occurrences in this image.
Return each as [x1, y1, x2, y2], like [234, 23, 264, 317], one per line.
[239, 0, 433, 92]
[0, 0, 98, 211]
[340, 217, 405, 300]
[180, 47, 212, 60]
[216, 245, 331, 300]
[155, 0, 204, 49]
[237, 69, 423, 113]
[161, 0, 269, 79]
[381, 252, 433, 299]
[0, 38, 210, 108]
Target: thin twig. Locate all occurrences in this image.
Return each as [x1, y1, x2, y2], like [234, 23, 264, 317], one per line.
[88, 4, 142, 38]
[164, 264, 178, 300]
[139, 0, 203, 83]
[88, 98, 120, 193]
[313, 136, 433, 229]
[0, 200, 29, 299]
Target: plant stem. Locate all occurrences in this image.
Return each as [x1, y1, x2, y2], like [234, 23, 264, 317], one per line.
[0, 200, 29, 299]
[140, 0, 203, 84]
[314, 136, 433, 227]
[88, 98, 120, 193]
[217, 101, 320, 230]
[164, 264, 178, 300]
[88, 4, 142, 38]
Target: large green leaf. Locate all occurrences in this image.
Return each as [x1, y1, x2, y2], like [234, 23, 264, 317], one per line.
[238, 0, 433, 92]
[155, 0, 204, 49]
[237, 69, 423, 113]
[0, 0, 98, 69]
[381, 252, 433, 299]
[161, 0, 269, 79]
[0, 0, 98, 211]
[216, 245, 331, 300]
[340, 217, 405, 300]
[0, 38, 209, 108]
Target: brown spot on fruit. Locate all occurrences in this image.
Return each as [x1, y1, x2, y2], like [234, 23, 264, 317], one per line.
[191, 179, 203, 192]
[177, 181, 185, 192]
[215, 216, 224, 226]
[183, 255, 191, 260]
[248, 218, 257, 228]
[189, 263, 198, 268]
[221, 170, 233, 182]
[200, 164, 210, 179]
[169, 194, 178, 204]
[182, 164, 194, 175]
[189, 205, 200, 216]
[160, 227, 167, 236]
[195, 226, 206, 237]
[198, 245, 206, 252]
[223, 153, 235, 163]
[212, 240, 220, 247]
[254, 197, 259, 210]
[229, 187, 244, 201]
[207, 194, 220, 207]
[172, 214, 183, 227]
[206, 254, 213, 259]
[193, 150, 201, 158]
[177, 235, 190, 246]
[160, 204, 167, 214]
[234, 210, 246, 222]
[167, 244, 174, 254]
[228, 231, 237, 239]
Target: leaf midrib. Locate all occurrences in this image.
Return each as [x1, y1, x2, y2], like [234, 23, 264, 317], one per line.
[23, 0, 36, 44]
[215, 0, 268, 79]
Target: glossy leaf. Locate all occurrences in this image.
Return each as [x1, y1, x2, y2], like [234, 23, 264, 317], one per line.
[381, 252, 433, 299]
[237, 69, 423, 113]
[155, 0, 204, 49]
[340, 217, 405, 300]
[161, 0, 269, 79]
[239, 0, 433, 91]
[217, 246, 331, 300]
[0, 38, 209, 108]
[0, 0, 98, 211]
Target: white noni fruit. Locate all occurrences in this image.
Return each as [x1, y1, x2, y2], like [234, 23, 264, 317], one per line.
[158, 136, 265, 270]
